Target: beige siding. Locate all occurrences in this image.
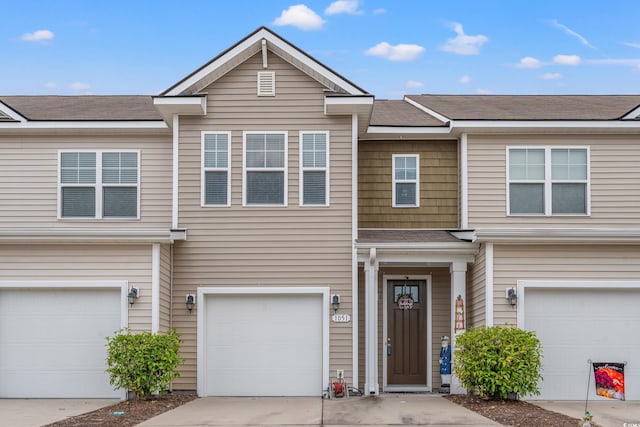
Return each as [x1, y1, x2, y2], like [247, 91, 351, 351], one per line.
[0, 244, 153, 331]
[172, 51, 353, 390]
[468, 134, 640, 228]
[357, 266, 450, 390]
[0, 134, 172, 228]
[467, 243, 486, 328]
[159, 244, 171, 333]
[493, 244, 640, 324]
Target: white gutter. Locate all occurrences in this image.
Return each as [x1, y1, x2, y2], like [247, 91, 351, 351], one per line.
[0, 121, 168, 129]
[474, 228, 640, 243]
[0, 228, 186, 243]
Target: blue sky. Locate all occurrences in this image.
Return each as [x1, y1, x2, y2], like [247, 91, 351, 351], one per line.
[2, 0, 640, 99]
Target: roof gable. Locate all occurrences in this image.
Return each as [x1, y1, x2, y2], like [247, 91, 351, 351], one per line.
[161, 27, 368, 97]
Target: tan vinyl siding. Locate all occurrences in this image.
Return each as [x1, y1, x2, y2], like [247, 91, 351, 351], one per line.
[467, 243, 486, 327]
[468, 134, 640, 228]
[492, 244, 640, 325]
[0, 244, 153, 331]
[172, 51, 353, 390]
[159, 244, 171, 333]
[0, 134, 172, 228]
[359, 140, 458, 228]
[357, 266, 450, 390]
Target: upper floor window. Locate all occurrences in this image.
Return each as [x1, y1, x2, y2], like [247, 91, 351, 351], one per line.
[392, 154, 419, 207]
[300, 131, 329, 206]
[202, 132, 231, 206]
[59, 151, 139, 219]
[508, 147, 589, 215]
[243, 132, 287, 206]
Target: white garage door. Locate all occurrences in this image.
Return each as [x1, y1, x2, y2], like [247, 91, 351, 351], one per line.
[204, 293, 323, 396]
[0, 288, 122, 398]
[523, 287, 640, 400]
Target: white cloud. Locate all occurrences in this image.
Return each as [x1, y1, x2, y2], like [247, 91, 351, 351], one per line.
[273, 4, 325, 31]
[69, 82, 90, 91]
[476, 88, 493, 94]
[516, 56, 543, 69]
[325, 0, 363, 15]
[21, 29, 54, 42]
[365, 42, 425, 61]
[459, 75, 471, 84]
[44, 82, 57, 89]
[540, 73, 562, 80]
[553, 54, 581, 65]
[440, 23, 488, 55]
[548, 19, 595, 49]
[406, 80, 424, 89]
[623, 42, 640, 49]
[373, 8, 386, 14]
[634, 64, 640, 72]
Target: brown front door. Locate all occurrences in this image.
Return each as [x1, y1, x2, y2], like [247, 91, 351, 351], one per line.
[387, 280, 427, 386]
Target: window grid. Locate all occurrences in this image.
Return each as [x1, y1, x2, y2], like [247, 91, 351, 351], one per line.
[202, 132, 231, 207]
[300, 131, 329, 206]
[507, 147, 589, 216]
[392, 154, 420, 207]
[243, 132, 288, 206]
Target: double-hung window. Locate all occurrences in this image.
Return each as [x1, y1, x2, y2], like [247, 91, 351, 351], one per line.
[508, 147, 589, 215]
[59, 151, 139, 219]
[202, 132, 231, 206]
[300, 131, 329, 206]
[392, 154, 420, 207]
[243, 132, 287, 206]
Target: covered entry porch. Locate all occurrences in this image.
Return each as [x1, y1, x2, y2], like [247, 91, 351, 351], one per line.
[356, 230, 478, 395]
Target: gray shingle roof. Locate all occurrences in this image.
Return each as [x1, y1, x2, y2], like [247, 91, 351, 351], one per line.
[405, 95, 640, 121]
[370, 100, 446, 127]
[357, 229, 464, 244]
[0, 96, 162, 121]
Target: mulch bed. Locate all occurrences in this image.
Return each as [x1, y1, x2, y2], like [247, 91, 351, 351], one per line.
[43, 392, 197, 427]
[445, 394, 593, 426]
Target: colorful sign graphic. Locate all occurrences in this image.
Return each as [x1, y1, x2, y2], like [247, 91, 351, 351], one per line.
[593, 362, 625, 401]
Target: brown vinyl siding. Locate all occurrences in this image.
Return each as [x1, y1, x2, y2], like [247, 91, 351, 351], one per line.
[492, 244, 640, 325]
[359, 140, 458, 228]
[172, 51, 353, 390]
[0, 134, 172, 228]
[468, 134, 640, 228]
[0, 244, 152, 332]
[159, 244, 171, 333]
[467, 243, 486, 328]
[357, 266, 450, 390]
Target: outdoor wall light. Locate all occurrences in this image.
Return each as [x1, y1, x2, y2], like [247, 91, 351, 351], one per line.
[186, 294, 195, 312]
[128, 287, 139, 306]
[506, 288, 517, 306]
[331, 294, 340, 313]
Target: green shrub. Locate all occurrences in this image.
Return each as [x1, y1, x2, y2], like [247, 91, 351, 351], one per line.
[453, 325, 542, 400]
[106, 328, 182, 399]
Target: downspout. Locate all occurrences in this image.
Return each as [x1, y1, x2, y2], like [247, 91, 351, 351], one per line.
[172, 114, 179, 229]
[351, 113, 359, 389]
[460, 133, 468, 229]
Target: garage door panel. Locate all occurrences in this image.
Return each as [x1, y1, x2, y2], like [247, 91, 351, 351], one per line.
[524, 287, 640, 400]
[204, 293, 323, 397]
[0, 288, 121, 398]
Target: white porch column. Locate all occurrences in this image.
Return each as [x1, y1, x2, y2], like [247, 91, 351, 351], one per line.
[450, 261, 467, 394]
[364, 248, 379, 395]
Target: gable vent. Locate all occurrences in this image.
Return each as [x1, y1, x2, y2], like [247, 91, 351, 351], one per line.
[257, 71, 275, 97]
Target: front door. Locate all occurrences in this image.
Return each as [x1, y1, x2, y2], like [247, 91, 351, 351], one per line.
[387, 280, 427, 386]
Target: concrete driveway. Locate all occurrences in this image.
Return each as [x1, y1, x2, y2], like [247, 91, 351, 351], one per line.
[0, 399, 118, 427]
[533, 400, 640, 427]
[137, 394, 501, 426]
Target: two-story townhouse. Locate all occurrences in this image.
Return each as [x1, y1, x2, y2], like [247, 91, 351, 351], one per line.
[1, 27, 639, 401]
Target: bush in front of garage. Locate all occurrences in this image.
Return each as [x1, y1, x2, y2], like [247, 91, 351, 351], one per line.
[453, 325, 542, 400]
[106, 328, 182, 399]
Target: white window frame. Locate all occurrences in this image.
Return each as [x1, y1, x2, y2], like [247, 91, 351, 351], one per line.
[201, 131, 232, 207]
[299, 131, 330, 207]
[506, 146, 590, 216]
[58, 150, 140, 220]
[392, 154, 420, 208]
[242, 131, 288, 207]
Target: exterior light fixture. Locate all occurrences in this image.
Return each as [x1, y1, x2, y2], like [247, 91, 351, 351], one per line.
[186, 294, 195, 312]
[506, 288, 517, 306]
[331, 294, 340, 313]
[128, 287, 139, 306]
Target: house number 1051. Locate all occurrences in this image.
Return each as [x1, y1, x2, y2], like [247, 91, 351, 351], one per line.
[332, 314, 351, 323]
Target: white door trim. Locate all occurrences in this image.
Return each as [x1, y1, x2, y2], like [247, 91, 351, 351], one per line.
[382, 275, 432, 392]
[196, 286, 330, 397]
[516, 280, 640, 329]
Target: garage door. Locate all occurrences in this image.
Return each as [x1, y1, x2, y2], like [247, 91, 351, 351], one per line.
[204, 293, 323, 396]
[0, 288, 122, 398]
[523, 287, 640, 400]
